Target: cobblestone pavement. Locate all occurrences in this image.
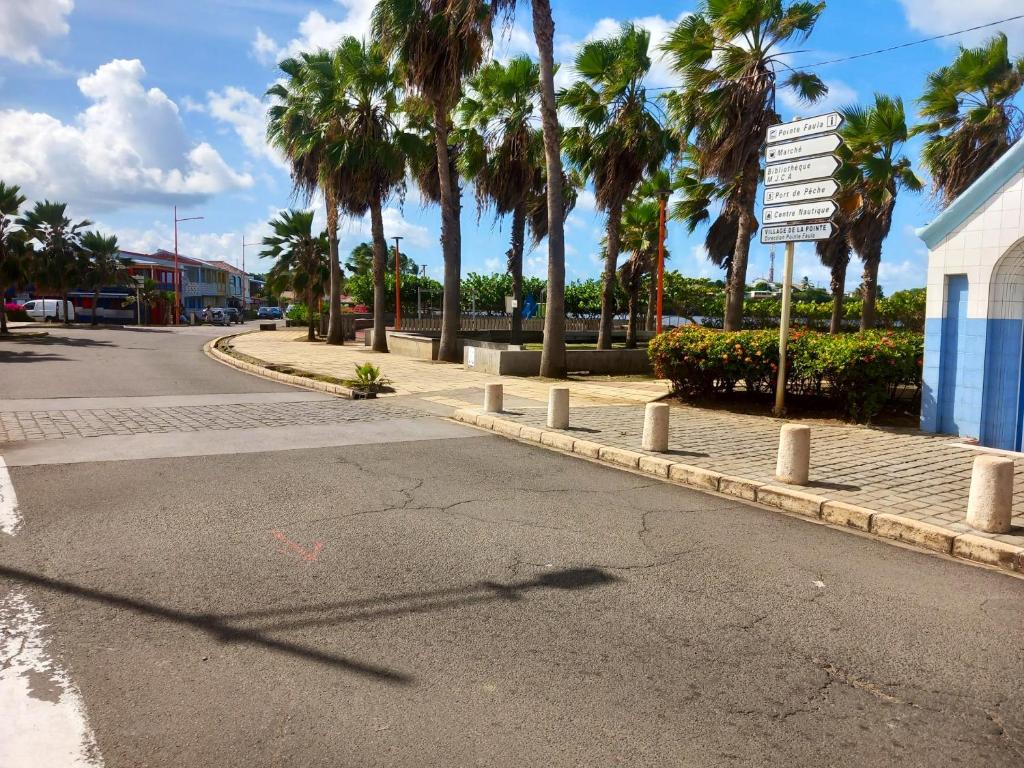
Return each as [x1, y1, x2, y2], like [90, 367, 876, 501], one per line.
[0, 399, 424, 442]
[227, 330, 670, 406]
[491, 403, 1024, 548]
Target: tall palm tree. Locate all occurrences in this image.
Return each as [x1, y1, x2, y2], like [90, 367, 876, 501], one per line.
[560, 23, 673, 349]
[458, 55, 546, 345]
[663, 0, 826, 330]
[266, 51, 345, 346]
[617, 196, 665, 347]
[634, 168, 673, 331]
[840, 94, 922, 330]
[373, 0, 494, 362]
[915, 33, 1024, 207]
[346, 242, 374, 276]
[814, 184, 860, 334]
[18, 200, 91, 325]
[261, 210, 330, 342]
[324, 37, 421, 353]
[0, 181, 28, 336]
[81, 231, 132, 327]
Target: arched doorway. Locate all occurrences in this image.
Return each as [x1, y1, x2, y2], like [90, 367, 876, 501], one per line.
[981, 239, 1024, 450]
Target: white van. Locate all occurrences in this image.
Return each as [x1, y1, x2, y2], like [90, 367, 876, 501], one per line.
[23, 299, 76, 322]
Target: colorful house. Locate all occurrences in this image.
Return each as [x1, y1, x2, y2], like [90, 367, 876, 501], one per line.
[919, 139, 1024, 450]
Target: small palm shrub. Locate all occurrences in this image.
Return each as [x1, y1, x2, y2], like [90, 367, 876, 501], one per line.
[343, 362, 392, 394]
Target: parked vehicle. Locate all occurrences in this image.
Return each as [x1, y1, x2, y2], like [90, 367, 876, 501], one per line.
[225, 308, 244, 324]
[23, 299, 75, 322]
[257, 306, 283, 319]
[202, 307, 230, 326]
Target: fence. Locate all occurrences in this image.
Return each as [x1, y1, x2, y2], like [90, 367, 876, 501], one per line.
[398, 315, 601, 333]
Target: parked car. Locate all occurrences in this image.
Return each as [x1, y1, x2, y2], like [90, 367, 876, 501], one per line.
[257, 306, 283, 319]
[225, 308, 244, 324]
[23, 299, 75, 322]
[203, 307, 230, 326]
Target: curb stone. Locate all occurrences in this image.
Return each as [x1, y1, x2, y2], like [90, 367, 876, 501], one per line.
[449, 408, 1024, 577]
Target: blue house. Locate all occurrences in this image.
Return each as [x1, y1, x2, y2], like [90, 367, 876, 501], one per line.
[919, 139, 1024, 450]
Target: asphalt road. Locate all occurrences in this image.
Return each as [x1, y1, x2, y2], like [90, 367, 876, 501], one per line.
[2, 327, 1023, 767]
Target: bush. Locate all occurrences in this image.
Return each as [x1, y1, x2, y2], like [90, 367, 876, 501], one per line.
[649, 326, 923, 421]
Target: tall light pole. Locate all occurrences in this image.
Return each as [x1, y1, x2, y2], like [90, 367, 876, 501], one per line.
[173, 205, 204, 324]
[392, 236, 404, 330]
[242, 237, 259, 310]
[656, 196, 666, 334]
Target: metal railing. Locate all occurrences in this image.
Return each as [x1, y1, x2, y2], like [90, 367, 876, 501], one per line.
[398, 315, 601, 332]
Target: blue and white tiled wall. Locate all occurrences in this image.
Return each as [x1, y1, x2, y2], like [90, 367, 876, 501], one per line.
[921, 169, 1024, 450]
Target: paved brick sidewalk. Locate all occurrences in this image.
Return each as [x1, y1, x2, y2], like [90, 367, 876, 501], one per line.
[490, 403, 1024, 549]
[227, 330, 670, 407]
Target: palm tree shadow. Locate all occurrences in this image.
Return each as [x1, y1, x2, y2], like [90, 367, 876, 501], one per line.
[0, 565, 617, 686]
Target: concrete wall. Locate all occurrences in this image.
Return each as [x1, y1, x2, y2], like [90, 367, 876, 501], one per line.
[463, 346, 651, 376]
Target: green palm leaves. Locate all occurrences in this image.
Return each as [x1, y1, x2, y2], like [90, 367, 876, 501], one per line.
[81, 231, 131, 326]
[915, 33, 1024, 206]
[261, 209, 329, 341]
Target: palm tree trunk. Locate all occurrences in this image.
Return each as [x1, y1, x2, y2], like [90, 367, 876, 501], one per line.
[626, 282, 638, 349]
[860, 252, 880, 331]
[325, 193, 343, 345]
[509, 201, 526, 346]
[370, 195, 389, 353]
[829, 258, 848, 334]
[306, 287, 316, 342]
[533, 0, 567, 379]
[598, 199, 623, 350]
[91, 289, 100, 326]
[724, 158, 759, 331]
[433, 100, 462, 363]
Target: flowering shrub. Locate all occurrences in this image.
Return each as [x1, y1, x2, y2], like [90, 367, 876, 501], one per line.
[649, 326, 923, 422]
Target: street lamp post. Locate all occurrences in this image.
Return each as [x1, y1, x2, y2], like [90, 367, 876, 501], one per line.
[392, 236, 404, 330]
[173, 205, 204, 324]
[242, 238, 259, 312]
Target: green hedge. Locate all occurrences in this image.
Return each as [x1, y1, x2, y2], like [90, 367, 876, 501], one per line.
[648, 326, 923, 421]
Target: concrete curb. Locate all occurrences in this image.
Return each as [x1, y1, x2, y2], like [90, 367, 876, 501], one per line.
[449, 408, 1024, 577]
[204, 333, 358, 399]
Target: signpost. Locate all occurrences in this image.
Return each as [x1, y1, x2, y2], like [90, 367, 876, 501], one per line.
[762, 113, 844, 416]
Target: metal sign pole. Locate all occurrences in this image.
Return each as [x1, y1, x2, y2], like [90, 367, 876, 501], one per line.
[774, 241, 795, 416]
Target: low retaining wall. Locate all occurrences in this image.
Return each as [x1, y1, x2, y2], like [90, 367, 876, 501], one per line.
[464, 346, 651, 376]
[362, 330, 439, 360]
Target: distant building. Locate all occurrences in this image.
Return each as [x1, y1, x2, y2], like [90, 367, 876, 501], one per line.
[918, 138, 1024, 450]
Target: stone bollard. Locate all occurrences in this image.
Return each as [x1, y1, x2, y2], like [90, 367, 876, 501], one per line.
[483, 383, 503, 413]
[642, 403, 670, 452]
[547, 386, 570, 429]
[966, 455, 1014, 533]
[775, 424, 811, 485]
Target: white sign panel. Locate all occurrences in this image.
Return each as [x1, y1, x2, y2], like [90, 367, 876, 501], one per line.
[764, 155, 840, 187]
[762, 200, 837, 225]
[765, 133, 842, 163]
[766, 112, 844, 144]
[760, 222, 835, 244]
[762, 179, 839, 206]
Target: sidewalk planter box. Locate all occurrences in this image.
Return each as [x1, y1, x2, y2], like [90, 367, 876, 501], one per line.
[463, 345, 651, 376]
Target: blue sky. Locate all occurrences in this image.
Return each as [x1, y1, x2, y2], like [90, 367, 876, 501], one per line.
[1, 0, 1022, 293]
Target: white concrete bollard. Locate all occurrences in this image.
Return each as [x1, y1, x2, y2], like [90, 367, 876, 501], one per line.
[775, 424, 811, 485]
[966, 455, 1014, 533]
[547, 386, 570, 429]
[642, 403, 670, 452]
[483, 383, 503, 413]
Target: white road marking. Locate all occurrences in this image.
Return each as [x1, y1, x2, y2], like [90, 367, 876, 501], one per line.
[0, 590, 103, 767]
[0, 456, 21, 535]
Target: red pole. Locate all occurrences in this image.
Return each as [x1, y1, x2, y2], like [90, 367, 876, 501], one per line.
[173, 205, 180, 325]
[393, 237, 403, 330]
[656, 196, 666, 334]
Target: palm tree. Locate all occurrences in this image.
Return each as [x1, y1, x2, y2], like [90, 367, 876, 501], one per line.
[662, 0, 827, 330]
[373, 0, 494, 362]
[17, 201, 91, 325]
[346, 242, 374, 276]
[261, 210, 330, 342]
[617, 196, 665, 347]
[81, 231, 132, 327]
[560, 23, 673, 349]
[458, 55, 546, 345]
[123, 278, 174, 325]
[266, 51, 345, 346]
[634, 168, 673, 332]
[915, 33, 1024, 207]
[840, 94, 922, 330]
[814, 185, 860, 333]
[0, 181, 28, 336]
[323, 37, 421, 353]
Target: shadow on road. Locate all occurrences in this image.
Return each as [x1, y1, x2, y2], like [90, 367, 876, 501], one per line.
[0, 350, 69, 363]
[0, 565, 617, 685]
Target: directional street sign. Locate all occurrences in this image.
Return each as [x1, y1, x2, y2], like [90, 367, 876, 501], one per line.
[762, 178, 839, 206]
[762, 200, 837, 225]
[766, 112, 843, 144]
[760, 222, 835, 244]
[764, 155, 840, 187]
[765, 133, 842, 163]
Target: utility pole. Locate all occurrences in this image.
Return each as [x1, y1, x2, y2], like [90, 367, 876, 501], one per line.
[392, 236, 403, 330]
[656, 196, 666, 334]
[173, 206, 204, 324]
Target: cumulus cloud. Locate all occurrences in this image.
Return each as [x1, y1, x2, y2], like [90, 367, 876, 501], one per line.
[897, 1, 1024, 50]
[252, 0, 375, 65]
[204, 86, 284, 167]
[0, 59, 252, 212]
[0, 0, 72, 65]
[778, 78, 858, 116]
[336, 206, 433, 249]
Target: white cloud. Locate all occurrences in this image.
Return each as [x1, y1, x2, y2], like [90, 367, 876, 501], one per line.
[205, 86, 283, 167]
[484, 256, 502, 271]
[0, 0, 72, 65]
[525, 254, 547, 278]
[0, 59, 252, 212]
[897, 1, 1024, 50]
[778, 78, 858, 116]
[252, 0, 375, 65]
[336, 206, 432, 249]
